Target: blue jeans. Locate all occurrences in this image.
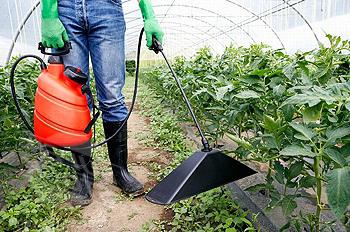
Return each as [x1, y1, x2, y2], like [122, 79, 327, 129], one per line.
[57, 0, 128, 122]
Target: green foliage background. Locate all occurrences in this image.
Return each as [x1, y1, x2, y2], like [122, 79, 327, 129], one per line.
[126, 60, 136, 75]
[0, 58, 39, 155]
[0, 59, 80, 231]
[138, 84, 257, 231]
[142, 35, 350, 231]
[2, 34, 350, 231]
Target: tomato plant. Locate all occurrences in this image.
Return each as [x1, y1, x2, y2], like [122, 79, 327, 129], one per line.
[0, 58, 39, 155]
[138, 83, 257, 231]
[0, 60, 81, 231]
[142, 35, 350, 231]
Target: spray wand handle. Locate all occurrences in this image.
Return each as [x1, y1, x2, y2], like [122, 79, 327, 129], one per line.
[150, 36, 163, 54]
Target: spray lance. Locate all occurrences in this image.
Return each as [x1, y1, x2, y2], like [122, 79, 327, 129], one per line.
[10, 28, 256, 205]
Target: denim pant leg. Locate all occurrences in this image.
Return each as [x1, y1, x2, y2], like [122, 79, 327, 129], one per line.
[57, 0, 90, 79]
[86, 0, 128, 122]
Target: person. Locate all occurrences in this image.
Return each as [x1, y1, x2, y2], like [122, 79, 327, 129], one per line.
[40, 0, 164, 206]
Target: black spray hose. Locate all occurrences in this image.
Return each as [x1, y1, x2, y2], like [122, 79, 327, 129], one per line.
[10, 28, 145, 170]
[9, 55, 80, 168]
[11, 29, 144, 150]
[10, 54, 46, 134]
[10, 27, 211, 170]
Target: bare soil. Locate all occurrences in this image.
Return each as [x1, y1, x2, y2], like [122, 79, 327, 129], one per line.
[68, 104, 169, 232]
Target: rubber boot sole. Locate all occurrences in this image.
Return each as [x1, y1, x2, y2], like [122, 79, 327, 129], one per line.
[70, 193, 93, 207]
[114, 182, 144, 197]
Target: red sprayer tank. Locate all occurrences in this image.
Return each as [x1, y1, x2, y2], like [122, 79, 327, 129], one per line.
[34, 57, 92, 147]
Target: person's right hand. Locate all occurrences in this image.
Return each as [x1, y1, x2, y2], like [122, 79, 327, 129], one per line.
[41, 18, 69, 48]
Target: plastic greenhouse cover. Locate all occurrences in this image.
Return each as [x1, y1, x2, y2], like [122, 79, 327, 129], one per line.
[1, 0, 350, 64]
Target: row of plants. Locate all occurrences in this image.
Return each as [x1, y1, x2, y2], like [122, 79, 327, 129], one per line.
[142, 35, 350, 231]
[138, 82, 257, 231]
[126, 60, 136, 75]
[0, 59, 82, 231]
[0, 157, 81, 231]
[0, 59, 39, 157]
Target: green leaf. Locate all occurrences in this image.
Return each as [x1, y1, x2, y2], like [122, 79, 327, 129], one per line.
[263, 134, 279, 149]
[299, 176, 316, 188]
[283, 94, 321, 107]
[205, 106, 226, 111]
[340, 143, 350, 159]
[263, 115, 281, 132]
[280, 145, 316, 158]
[250, 68, 269, 77]
[324, 148, 347, 167]
[298, 60, 310, 76]
[326, 127, 350, 144]
[281, 105, 295, 122]
[294, 134, 309, 141]
[280, 196, 297, 215]
[225, 228, 236, 232]
[287, 162, 304, 180]
[289, 122, 315, 140]
[245, 183, 266, 193]
[193, 88, 208, 97]
[345, 102, 350, 112]
[237, 75, 263, 85]
[225, 218, 233, 226]
[326, 167, 350, 218]
[286, 180, 298, 188]
[226, 133, 252, 150]
[283, 62, 295, 80]
[273, 84, 286, 97]
[328, 115, 338, 123]
[274, 161, 285, 184]
[3, 118, 13, 128]
[235, 90, 260, 99]
[302, 103, 322, 124]
[280, 222, 291, 232]
[315, 64, 331, 83]
[8, 217, 18, 227]
[215, 85, 233, 100]
[345, 102, 350, 111]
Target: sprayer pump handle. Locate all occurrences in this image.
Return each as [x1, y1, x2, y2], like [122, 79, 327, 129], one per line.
[38, 42, 72, 56]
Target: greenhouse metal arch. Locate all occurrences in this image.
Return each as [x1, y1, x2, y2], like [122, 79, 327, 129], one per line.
[5, 0, 325, 61]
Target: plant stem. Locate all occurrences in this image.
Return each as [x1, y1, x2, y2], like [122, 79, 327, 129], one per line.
[238, 124, 242, 138]
[314, 155, 322, 232]
[336, 102, 343, 115]
[265, 160, 273, 197]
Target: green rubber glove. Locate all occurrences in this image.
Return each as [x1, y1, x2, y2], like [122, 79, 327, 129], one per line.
[41, 0, 69, 48]
[139, 0, 164, 48]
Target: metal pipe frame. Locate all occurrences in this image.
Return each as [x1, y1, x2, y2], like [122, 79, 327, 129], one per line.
[174, 0, 309, 55]
[6, 0, 320, 62]
[123, 4, 257, 43]
[6, 0, 40, 64]
[125, 21, 228, 50]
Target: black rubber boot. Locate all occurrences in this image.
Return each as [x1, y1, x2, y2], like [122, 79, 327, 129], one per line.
[70, 140, 94, 206]
[103, 121, 144, 196]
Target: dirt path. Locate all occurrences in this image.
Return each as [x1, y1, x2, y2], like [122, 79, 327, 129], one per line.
[68, 79, 168, 232]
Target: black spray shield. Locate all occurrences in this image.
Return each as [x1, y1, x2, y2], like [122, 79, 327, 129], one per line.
[145, 149, 256, 205]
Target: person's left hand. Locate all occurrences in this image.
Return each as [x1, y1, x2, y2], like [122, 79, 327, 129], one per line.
[144, 18, 164, 48]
